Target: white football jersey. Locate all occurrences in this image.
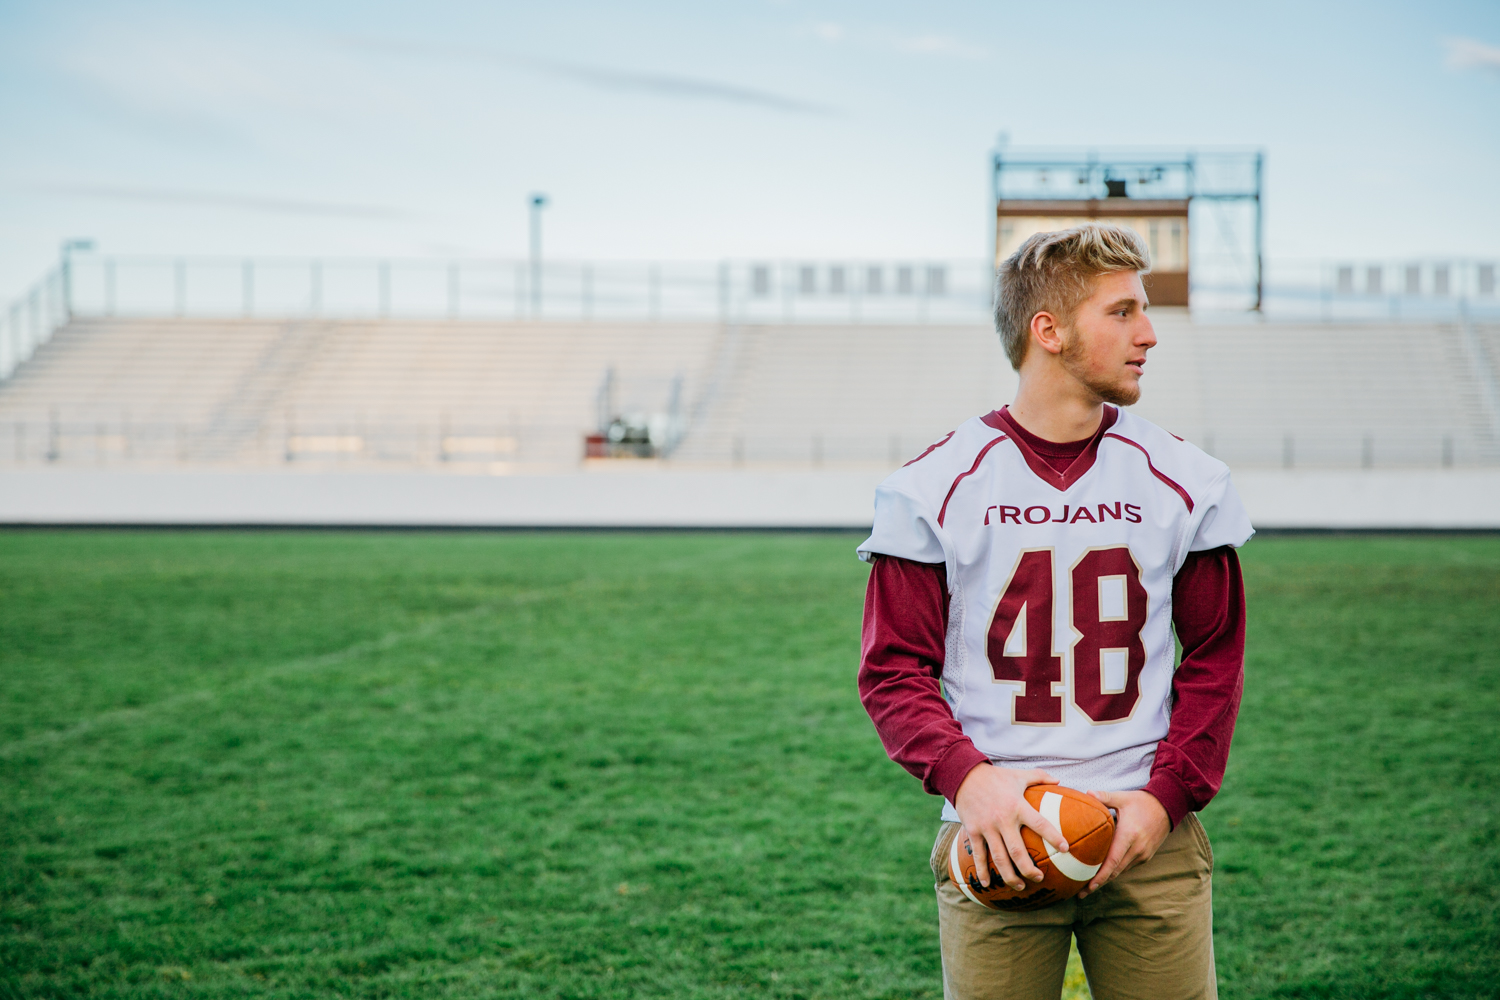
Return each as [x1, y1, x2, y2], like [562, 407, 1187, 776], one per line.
[858, 407, 1253, 822]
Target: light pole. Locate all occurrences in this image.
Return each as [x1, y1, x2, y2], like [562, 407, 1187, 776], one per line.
[529, 193, 548, 318]
[59, 239, 95, 321]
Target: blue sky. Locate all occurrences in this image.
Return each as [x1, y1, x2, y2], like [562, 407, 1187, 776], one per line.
[2, 0, 1498, 303]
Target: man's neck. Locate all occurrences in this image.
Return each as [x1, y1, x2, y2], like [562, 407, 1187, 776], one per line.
[1006, 371, 1106, 443]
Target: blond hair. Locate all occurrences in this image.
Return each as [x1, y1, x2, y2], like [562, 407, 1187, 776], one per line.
[993, 223, 1152, 371]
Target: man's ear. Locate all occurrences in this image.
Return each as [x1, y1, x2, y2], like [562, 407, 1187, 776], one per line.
[1029, 310, 1065, 357]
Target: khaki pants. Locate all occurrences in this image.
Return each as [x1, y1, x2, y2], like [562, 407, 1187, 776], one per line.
[931, 815, 1216, 1000]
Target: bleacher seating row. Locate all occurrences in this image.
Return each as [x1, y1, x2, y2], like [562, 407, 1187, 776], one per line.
[0, 316, 1496, 470]
[0, 319, 717, 466]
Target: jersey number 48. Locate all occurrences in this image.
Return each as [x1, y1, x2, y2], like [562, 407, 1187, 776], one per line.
[987, 546, 1147, 725]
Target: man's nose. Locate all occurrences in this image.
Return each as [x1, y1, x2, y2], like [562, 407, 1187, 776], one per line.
[1138, 318, 1158, 349]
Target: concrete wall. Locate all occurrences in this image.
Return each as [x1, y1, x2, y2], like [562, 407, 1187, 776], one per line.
[2, 467, 1496, 530]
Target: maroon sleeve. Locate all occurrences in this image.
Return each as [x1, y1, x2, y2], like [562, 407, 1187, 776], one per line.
[859, 555, 990, 802]
[1144, 546, 1247, 828]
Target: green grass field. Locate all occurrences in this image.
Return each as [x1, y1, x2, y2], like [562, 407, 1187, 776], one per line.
[1, 530, 1497, 999]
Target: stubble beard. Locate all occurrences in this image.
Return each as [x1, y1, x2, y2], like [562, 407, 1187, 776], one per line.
[1059, 331, 1141, 407]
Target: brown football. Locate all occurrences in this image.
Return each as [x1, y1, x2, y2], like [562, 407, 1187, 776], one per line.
[947, 784, 1115, 912]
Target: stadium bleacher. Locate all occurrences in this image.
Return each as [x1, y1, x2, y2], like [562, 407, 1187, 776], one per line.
[0, 314, 1496, 471]
[1128, 317, 1500, 468]
[670, 323, 1016, 466]
[0, 318, 719, 467]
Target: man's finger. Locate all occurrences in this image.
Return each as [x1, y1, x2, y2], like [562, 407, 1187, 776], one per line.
[1108, 841, 1146, 882]
[998, 826, 1041, 887]
[964, 828, 993, 888]
[1087, 835, 1131, 894]
[985, 830, 1026, 892]
[1018, 803, 1068, 855]
[1095, 847, 1125, 890]
[1025, 769, 1058, 787]
[1090, 789, 1123, 812]
[1080, 789, 1125, 896]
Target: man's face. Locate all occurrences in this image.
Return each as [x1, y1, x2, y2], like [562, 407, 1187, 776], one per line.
[1058, 270, 1157, 406]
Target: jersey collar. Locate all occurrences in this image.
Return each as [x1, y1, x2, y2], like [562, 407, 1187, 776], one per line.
[981, 405, 1120, 492]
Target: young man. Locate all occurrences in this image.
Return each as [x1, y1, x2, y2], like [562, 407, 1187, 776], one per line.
[857, 224, 1251, 1000]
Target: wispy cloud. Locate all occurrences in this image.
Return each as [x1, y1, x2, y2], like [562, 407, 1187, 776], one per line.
[21, 181, 406, 219]
[1446, 36, 1500, 76]
[893, 33, 986, 59]
[796, 21, 987, 60]
[343, 37, 838, 116]
[55, 21, 427, 150]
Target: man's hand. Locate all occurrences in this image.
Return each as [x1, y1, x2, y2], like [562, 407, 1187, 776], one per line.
[1077, 789, 1171, 899]
[952, 764, 1069, 892]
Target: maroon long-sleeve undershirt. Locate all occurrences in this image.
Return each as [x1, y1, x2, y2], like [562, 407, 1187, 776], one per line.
[858, 548, 1246, 828]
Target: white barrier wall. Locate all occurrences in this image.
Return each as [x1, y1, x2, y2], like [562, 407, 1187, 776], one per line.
[2, 467, 1496, 530]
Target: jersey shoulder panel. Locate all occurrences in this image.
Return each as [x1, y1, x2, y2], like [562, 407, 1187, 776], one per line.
[856, 416, 1011, 564]
[1106, 410, 1254, 551]
[1104, 409, 1231, 502]
[877, 416, 1011, 511]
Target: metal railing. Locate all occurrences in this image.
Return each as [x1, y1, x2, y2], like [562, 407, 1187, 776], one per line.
[2, 413, 1494, 471]
[0, 413, 586, 469]
[34, 252, 1500, 325]
[50, 255, 996, 326]
[1248, 258, 1500, 321]
[709, 427, 1498, 469]
[5, 252, 1500, 386]
[0, 265, 66, 381]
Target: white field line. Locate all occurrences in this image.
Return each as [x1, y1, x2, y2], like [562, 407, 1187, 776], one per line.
[0, 598, 519, 760]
